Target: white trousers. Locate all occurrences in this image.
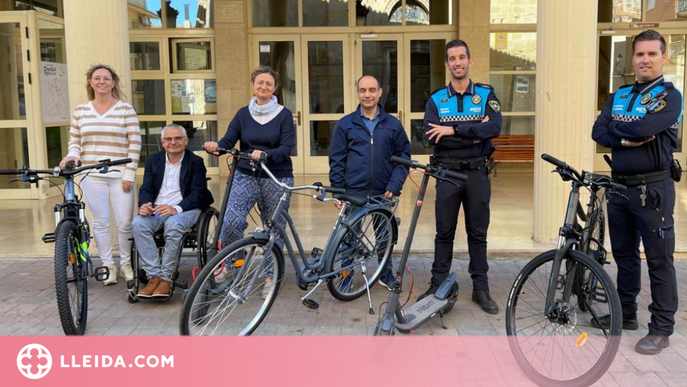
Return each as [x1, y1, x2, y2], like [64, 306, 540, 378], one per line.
[81, 176, 134, 266]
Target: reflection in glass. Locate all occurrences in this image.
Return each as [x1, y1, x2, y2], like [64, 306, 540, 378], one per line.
[138, 121, 165, 163]
[501, 116, 534, 135]
[490, 74, 536, 112]
[355, 0, 401, 26]
[173, 120, 218, 167]
[490, 0, 536, 24]
[303, 0, 348, 26]
[598, 0, 641, 22]
[259, 41, 297, 113]
[490, 32, 536, 71]
[310, 121, 337, 156]
[308, 41, 344, 114]
[45, 126, 69, 167]
[362, 41, 398, 113]
[132, 80, 166, 115]
[130, 42, 161, 70]
[408, 0, 452, 25]
[39, 19, 66, 63]
[176, 41, 212, 71]
[410, 119, 432, 155]
[0, 128, 29, 189]
[410, 39, 446, 112]
[253, 0, 298, 27]
[127, 0, 163, 28]
[165, 0, 213, 28]
[171, 80, 217, 114]
[0, 23, 26, 120]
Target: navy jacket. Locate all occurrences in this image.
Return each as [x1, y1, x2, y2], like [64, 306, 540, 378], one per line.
[424, 81, 502, 159]
[592, 76, 683, 175]
[138, 149, 214, 212]
[329, 105, 411, 196]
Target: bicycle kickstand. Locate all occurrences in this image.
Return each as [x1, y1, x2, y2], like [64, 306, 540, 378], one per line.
[362, 265, 374, 315]
[301, 279, 324, 310]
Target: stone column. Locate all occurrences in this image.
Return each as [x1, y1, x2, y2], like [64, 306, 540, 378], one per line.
[458, 0, 490, 83]
[533, 1, 598, 243]
[63, 0, 130, 111]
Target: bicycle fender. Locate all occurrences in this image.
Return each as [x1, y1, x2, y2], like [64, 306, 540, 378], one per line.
[248, 232, 270, 241]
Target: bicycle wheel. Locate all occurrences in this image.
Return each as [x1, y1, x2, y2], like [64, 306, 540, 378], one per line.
[506, 249, 621, 387]
[179, 237, 284, 336]
[326, 208, 395, 301]
[578, 210, 607, 312]
[196, 207, 219, 268]
[54, 220, 88, 336]
[126, 241, 140, 303]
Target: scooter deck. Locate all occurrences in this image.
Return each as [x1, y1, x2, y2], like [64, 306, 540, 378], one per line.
[394, 296, 449, 333]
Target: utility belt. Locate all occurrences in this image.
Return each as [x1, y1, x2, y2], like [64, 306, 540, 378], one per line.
[432, 155, 489, 171]
[612, 169, 671, 186]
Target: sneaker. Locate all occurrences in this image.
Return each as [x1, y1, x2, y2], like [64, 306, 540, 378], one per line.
[119, 262, 134, 281]
[378, 269, 395, 291]
[152, 279, 172, 298]
[138, 276, 161, 298]
[213, 265, 229, 284]
[261, 278, 274, 300]
[590, 314, 638, 330]
[417, 279, 440, 301]
[102, 264, 118, 286]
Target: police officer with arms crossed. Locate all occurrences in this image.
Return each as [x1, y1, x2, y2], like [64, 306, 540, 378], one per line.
[592, 30, 683, 355]
[419, 39, 502, 314]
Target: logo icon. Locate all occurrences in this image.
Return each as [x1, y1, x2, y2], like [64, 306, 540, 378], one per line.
[17, 344, 52, 380]
[471, 95, 481, 104]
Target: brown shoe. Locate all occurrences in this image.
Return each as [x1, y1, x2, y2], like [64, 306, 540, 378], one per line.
[152, 279, 172, 298]
[138, 276, 161, 298]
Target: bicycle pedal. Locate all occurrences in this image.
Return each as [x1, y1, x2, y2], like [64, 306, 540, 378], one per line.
[302, 298, 319, 309]
[42, 233, 55, 244]
[93, 266, 109, 282]
[311, 247, 323, 258]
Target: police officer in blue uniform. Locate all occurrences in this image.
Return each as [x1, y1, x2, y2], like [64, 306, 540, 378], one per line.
[592, 30, 683, 355]
[418, 39, 502, 315]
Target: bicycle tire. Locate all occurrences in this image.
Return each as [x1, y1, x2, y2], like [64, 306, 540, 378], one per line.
[506, 249, 621, 387]
[197, 207, 219, 268]
[127, 241, 140, 303]
[54, 220, 88, 336]
[578, 209, 606, 312]
[326, 208, 395, 301]
[179, 237, 284, 336]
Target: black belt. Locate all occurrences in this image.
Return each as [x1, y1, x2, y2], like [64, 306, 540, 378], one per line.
[613, 169, 671, 186]
[434, 156, 487, 171]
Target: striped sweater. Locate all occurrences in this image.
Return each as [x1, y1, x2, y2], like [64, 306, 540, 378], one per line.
[67, 101, 142, 181]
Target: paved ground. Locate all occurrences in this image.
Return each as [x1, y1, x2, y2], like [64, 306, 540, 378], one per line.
[2, 256, 687, 386]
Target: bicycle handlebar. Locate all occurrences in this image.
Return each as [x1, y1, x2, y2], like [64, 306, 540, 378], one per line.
[0, 158, 131, 179]
[206, 147, 268, 162]
[390, 156, 468, 182]
[542, 153, 626, 192]
[542, 153, 583, 181]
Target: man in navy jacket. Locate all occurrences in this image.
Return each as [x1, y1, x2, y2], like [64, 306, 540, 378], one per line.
[132, 124, 214, 298]
[329, 75, 411, 290]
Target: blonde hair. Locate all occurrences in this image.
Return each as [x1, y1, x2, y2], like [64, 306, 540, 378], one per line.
[85, 63, 125, 101]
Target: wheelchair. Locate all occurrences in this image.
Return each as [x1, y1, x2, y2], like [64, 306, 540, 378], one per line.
[126, 206, 219, 303]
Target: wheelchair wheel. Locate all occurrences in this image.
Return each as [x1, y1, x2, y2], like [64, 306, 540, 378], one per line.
[197, 207, 219, 268]
[127, 241, 141, 303]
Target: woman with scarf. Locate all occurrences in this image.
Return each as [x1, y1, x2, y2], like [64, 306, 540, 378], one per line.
[204, 66, 294, 297]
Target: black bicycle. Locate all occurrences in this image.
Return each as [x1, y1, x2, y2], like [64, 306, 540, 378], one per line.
[0, 158, 130, 335]
[505, 154, 624, 387]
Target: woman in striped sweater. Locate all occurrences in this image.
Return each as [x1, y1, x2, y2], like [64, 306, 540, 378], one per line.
[60, 64, 142, 286]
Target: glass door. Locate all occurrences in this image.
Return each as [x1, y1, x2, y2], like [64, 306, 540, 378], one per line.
[595, 31, 687, 169]
[301, 34, 352, 174]
[403, 33, 452, 164]
[251, 34, 305, 174]
[354, 34, 403, 119]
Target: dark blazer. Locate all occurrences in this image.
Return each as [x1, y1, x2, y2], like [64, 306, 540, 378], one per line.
[138, 149, 214, 212]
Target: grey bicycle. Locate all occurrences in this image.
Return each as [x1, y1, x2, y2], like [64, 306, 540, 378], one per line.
[179, 152, 399, 335]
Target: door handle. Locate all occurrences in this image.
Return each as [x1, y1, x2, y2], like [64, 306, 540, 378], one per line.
[296, 111, 301, 126]
[398, 110, 403, 123]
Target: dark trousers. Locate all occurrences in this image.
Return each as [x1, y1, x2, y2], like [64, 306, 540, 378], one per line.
[432, 167, 491, 291]
[607, 178, 677, 336]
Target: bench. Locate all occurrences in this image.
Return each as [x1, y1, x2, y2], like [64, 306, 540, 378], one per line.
[491, 134, 535, 176]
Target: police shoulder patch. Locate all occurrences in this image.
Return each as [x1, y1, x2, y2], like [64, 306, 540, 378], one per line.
[471, 95, 481, 104]
[648, 99, 666, 113]
[488, 100, 500, 112]
[640, 93, 652, 105]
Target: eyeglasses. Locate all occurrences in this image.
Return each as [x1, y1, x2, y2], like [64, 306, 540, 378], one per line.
[92, 77, 113, 83]
[162, 136, 185, 143]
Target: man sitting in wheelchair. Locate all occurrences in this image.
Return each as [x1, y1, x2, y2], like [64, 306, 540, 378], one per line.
[132, 124, 214, 298]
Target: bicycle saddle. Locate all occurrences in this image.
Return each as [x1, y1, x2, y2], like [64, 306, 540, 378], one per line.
[333, 193, 367, 207]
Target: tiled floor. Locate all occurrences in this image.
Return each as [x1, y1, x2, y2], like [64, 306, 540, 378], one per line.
[4, 165, 687, 259]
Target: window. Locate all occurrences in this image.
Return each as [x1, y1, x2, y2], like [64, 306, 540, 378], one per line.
[128, 0, 212, 29]
[490, 0, 537, 24]
[173, 40, 213, 71]
[130, 42, 161, 70]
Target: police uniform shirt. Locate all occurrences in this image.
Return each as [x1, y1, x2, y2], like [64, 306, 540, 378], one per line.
[592, 75, 683, 175]
[423, 81, 502, 160]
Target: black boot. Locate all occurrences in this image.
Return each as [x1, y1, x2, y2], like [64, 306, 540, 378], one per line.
[472, 290, 498, 314]
[590, 314, 638, 330]
[635, 334, 670, 355]
[417, 279, 440, 301]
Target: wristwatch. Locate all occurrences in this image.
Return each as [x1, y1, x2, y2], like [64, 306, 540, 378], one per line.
[621, 138, 627, 147]
[452, 125, 459, 136]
